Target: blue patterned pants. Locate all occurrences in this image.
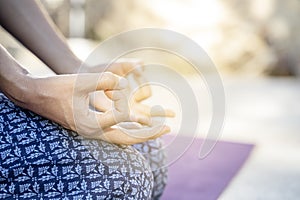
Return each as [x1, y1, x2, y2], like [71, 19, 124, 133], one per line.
[0, 93, 167, 199]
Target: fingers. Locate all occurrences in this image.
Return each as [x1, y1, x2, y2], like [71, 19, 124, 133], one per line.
[89, 91, 113, 112]
[74, 68, 172, 141]
[91, 97, 142, 128]
[88, 90, 174, 133]
[97, 125, 170, 145]
[104, 90, 129, 113]
[104, 90, 151, 125]
[91, 102, 152, 130]
[120, 61, 143, 77]
[107, 59, 151, 102]
[132, 103, 176, 118]
[90, 90, 153, 129]
[117, 122, 143, 129]
[93, 109, 128, 129]
[79, 72, 128, 93]
[97, 72, 128, 90]
[132, 76, 152, 102]
[149, 106, 176, 117]
[106, 59, 143, 77]
[129, 113, 151, 125]
[116, 59, 143, 77]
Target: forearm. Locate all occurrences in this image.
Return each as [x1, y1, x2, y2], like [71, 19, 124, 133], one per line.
[0, 44, 34, 105]
[0, 0, 81, 74]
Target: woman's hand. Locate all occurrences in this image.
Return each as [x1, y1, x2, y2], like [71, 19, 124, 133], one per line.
[87, 59, 175, 124]
[18, 72, 134, 138]
[85, 60, 175, 145]
[81, 59, 152, 102]
[23, 72, 171, 144]
[89, 90, 175, 124]
[1, 45, 171, 144]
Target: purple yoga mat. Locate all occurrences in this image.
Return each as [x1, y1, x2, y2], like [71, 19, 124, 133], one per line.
[160, 136, 254, 200]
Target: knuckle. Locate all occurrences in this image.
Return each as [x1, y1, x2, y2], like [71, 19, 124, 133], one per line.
[115, 111, 130, 122]
[101, 72, 118, 88]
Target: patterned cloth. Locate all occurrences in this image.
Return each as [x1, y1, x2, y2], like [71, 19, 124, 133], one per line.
[0, 93, 167, 200]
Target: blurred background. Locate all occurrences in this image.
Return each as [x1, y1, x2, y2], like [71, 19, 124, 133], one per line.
[1, 0, 300, 199]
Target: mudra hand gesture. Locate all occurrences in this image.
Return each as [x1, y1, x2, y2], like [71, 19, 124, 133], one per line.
[85, 60, 175, 145]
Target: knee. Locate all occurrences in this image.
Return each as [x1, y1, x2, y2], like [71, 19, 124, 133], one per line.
[80, 140, 154, 199]
[133, 139, 168, 199]
[106, 146, 154, 199]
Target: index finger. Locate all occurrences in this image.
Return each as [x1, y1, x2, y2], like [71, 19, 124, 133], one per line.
[79, 72, 128, 92]
[117, 59, 143, 77]
[97, 72, 128, 90]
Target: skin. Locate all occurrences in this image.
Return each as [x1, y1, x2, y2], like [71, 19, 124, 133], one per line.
[0, 0, 174, 145]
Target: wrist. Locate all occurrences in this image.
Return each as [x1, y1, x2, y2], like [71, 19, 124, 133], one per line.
[0, 66, 36, 107]
[1, 68, 36, 107]
[0, 45, 35, 106]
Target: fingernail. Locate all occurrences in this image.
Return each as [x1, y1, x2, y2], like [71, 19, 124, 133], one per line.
[135, 65, 143, 75]
[162, 126, 170, 134]
[169, 110, 176, 117]
[119, 77, 128, 88]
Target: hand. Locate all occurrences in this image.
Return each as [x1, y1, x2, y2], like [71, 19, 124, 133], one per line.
[82, 59, 151, 102]
[88, 91, 172, 145]
[89, 88, 175, 125]
[20, 72, 133, 138]
[87, 59, 175, 123]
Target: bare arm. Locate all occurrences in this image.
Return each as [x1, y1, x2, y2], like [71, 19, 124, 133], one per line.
[0, 0, 153, 101]
[0, 44, 170, 143]
[0, 44, 33, 103]
[0, 1, 172, 142]
[0, 44, 124, 137]
[0, 0, 81, 74]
